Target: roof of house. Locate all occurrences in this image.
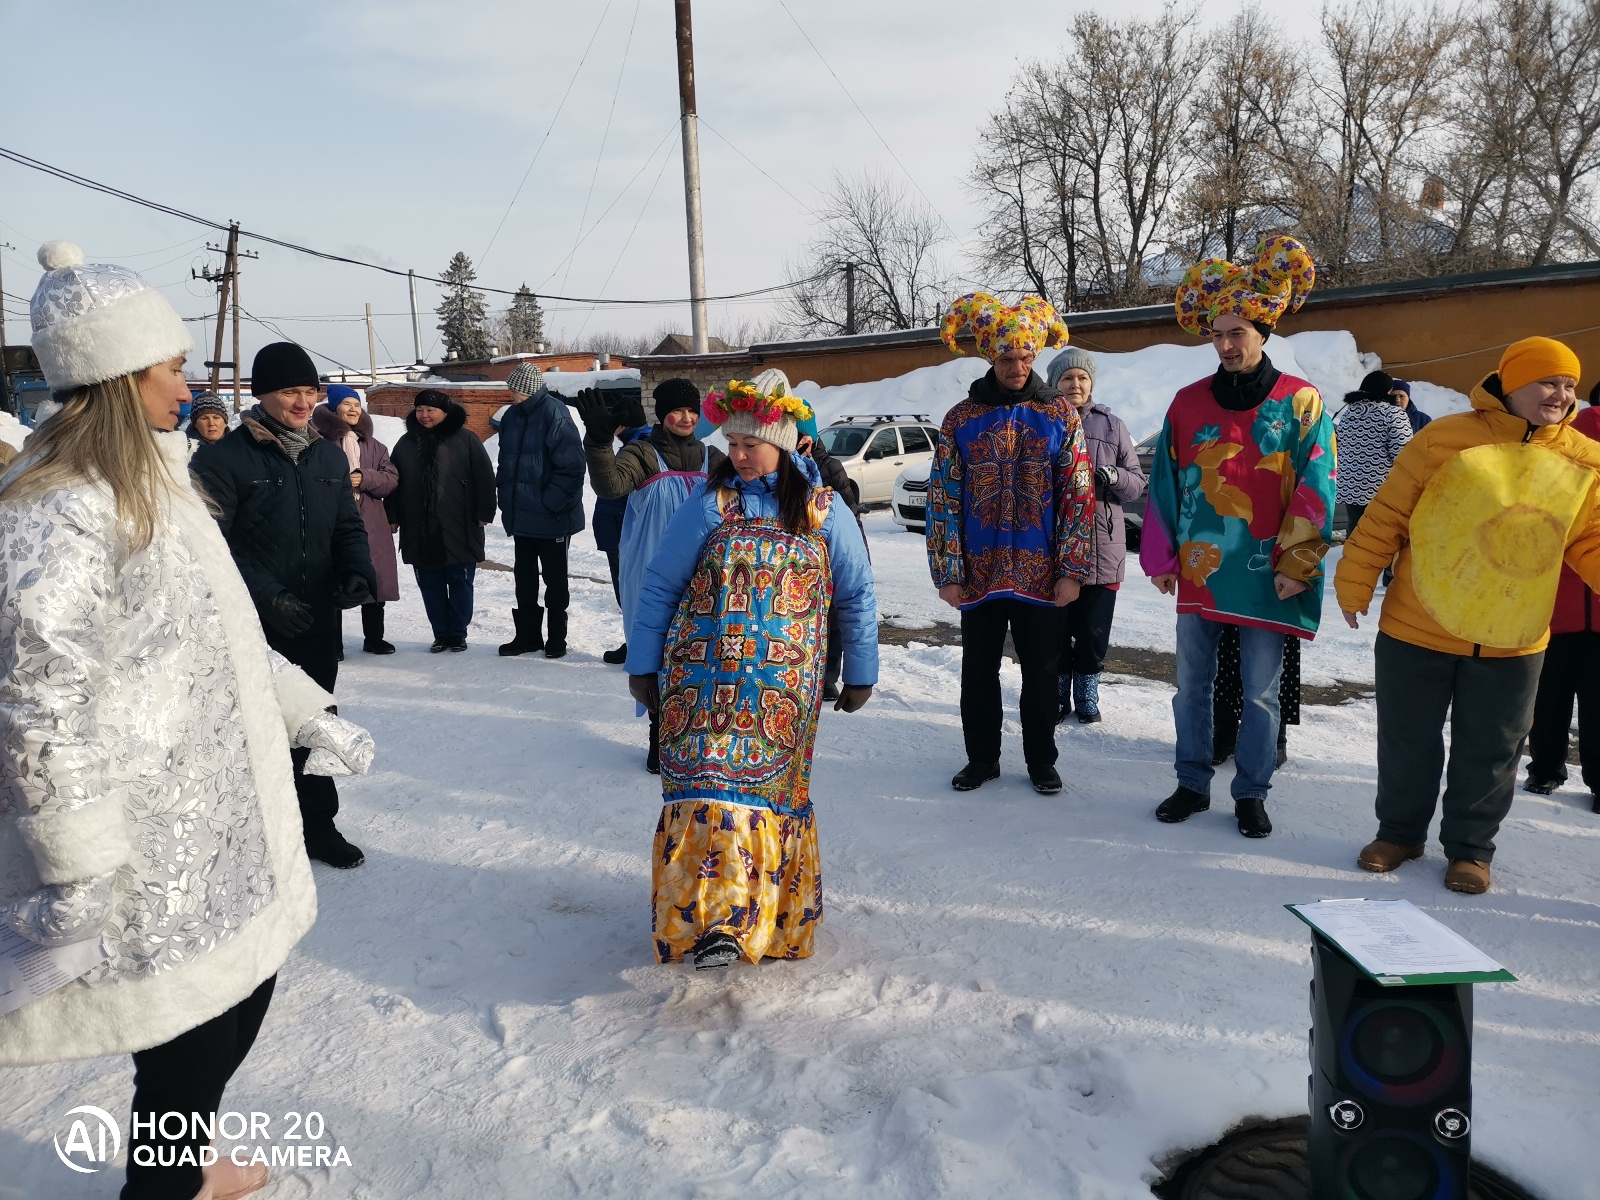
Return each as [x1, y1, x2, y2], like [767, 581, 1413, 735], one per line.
[648, 332, 732, 356]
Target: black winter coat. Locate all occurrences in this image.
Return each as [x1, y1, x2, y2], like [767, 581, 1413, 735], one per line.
[496, 388, 585, 539]
[385, 407, 498, 567]
[193, 417, 376, 616]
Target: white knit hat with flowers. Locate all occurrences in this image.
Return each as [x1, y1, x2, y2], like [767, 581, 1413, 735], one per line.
[29, 241, 194, 392]
[702, 368, 808, 453]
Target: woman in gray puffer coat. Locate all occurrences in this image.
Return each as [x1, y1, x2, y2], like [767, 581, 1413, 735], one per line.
[1046, 348, 1145, 724]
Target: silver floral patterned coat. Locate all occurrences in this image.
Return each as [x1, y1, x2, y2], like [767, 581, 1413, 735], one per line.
[0, 431, 331, 1064]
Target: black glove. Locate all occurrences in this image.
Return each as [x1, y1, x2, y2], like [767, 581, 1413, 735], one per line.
[335, 574, 375, 610]
[266, 591, 316, 638]
[834, 684, 873, 713]
[575, 389, 614, 439]
[1094, 465, 1118, 490]
[629, 673, 661, 713]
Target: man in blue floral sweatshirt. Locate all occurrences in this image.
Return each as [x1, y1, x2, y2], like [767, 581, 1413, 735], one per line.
[926, 293, 1097, 797]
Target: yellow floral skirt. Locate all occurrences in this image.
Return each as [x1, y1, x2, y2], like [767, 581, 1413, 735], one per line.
[651, 800, 820, 965]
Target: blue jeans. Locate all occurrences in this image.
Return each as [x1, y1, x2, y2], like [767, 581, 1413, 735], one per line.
[1174, 614, 1284, 800]
[414, 563, 476, 641]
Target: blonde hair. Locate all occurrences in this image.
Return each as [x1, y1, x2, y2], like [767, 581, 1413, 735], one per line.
[0, 371, 182, 551]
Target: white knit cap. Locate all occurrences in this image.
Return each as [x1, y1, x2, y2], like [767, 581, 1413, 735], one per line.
[720, 368, 799, 452]
[29, 241, 194, 391]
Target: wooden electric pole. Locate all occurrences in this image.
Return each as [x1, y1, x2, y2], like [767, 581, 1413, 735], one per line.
[674, 0, 709, 354]
[201, 225, 238, 396]
[0, 241, 13, 414]
[365, 302, 378, 384]
[844, 262, 857, 336]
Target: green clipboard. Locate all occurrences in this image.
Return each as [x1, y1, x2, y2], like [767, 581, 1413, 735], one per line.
[1287, 898, 1517, 987]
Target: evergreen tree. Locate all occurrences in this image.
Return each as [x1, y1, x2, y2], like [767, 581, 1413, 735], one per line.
[436, 251, 491, 361]
[507, 285, 545, 353]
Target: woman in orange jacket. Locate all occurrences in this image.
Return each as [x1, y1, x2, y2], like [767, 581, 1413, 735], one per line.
[1334, 337, 1600, 894]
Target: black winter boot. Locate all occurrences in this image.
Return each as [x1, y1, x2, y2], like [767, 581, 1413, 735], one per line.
[951, 761, 1000, 791]
[498, 607, 544, 656]
[603, 642, 628, 665]
[646, 711, 661, 775]
[1156, 786, 1210, 823]
[305, 825, 365, 869]
[362, 602, 395, 654]
[544, 609, 568, 659]
[691, 931, 740, 970]
[1236, 796, 1272, 838]
[1028, 764, 1063, 794]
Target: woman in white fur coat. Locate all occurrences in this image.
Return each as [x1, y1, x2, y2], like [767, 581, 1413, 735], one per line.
[0, 243, 376, 1200]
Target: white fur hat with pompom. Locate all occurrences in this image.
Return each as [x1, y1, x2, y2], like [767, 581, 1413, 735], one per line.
[28, 240, 194, 391]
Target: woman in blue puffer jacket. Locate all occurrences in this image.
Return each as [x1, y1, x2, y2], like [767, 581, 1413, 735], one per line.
[624, 371, 877, 971]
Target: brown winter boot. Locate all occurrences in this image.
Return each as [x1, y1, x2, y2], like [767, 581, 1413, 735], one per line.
[1357, 839, 1424, 872]
[1445, 859, 1491, 894]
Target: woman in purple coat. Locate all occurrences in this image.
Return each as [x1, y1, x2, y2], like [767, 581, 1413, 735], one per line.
[1046, 349, 1146, 723]
[314, 386, 401, 653]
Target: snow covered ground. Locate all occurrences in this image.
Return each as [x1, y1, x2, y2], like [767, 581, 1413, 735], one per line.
[5, 486, 1597, 1199]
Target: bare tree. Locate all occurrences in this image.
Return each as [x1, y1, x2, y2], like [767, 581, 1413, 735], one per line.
[783, 172, 953, 335]
[968, 7, 1206, 309]
[1511, 0, 1600, 260]
[1292, 1, 1461, 282]
[1178, 5, 1301, 262]
[970, 60, 1095, 307]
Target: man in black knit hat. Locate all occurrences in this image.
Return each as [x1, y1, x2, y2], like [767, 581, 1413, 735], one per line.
[194, 341, 377, 868]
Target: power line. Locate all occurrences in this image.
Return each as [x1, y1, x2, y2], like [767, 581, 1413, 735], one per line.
[534, 122, 680, 291]
[559, 0, 644, 302]
[477, 0, 619, 269]
[698, 118, 814, 216]
[771, 0, 957, 238]
[0, 144, 821, 306]
[575, 128, 677, 342]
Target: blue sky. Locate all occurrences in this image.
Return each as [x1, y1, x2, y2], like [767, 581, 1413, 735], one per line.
[0, 0, 1324, 372]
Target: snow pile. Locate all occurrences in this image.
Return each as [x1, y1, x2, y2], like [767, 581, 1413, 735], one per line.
[0, 412, 27, 452]
[1408, 379, 1473, 419]
[795, 331, 1471, 443]
[369, 412, 407, 449]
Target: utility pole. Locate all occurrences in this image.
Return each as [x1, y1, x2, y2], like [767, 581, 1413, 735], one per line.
[231, 235, 243, 412]
[198, 225, 237, 398]
[844, 262, 857, 336]
[674, 0, 710, 354]
[195, 224, 253, 410]
[0, 241, 14, 414]
[408, 269, 425, 365]
[365, 302, 378, 384]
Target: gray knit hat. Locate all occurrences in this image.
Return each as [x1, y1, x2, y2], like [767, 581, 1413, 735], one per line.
[506, 362, 544, 397]
[1045, 346, 1097, 391]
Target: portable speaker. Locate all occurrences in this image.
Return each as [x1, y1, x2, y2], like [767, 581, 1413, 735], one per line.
[1308, 931, 1472, 1200]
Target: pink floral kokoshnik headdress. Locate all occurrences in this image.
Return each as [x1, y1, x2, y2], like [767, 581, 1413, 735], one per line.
[1174, 234, 1316, 337]
[940, 293, 1069, 362]
[701, 377, 812, 428]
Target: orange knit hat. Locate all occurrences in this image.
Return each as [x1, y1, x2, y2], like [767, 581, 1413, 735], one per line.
[1499, 336, 1582, 395]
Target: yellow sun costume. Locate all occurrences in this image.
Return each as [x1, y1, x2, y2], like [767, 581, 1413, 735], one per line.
[1336, 372, 1600, 657]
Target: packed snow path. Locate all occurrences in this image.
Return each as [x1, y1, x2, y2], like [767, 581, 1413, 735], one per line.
[4, 517, 1596, 1200]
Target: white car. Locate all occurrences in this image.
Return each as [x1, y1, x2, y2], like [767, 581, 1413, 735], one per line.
[817, 415, 941, 506]
[890, 459, 932, 533]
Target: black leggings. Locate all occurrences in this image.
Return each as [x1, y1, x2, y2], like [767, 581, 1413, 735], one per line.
[123, 974, 277, 1200]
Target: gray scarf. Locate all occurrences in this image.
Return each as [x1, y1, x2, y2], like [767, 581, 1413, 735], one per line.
[249, 404, 314, 463]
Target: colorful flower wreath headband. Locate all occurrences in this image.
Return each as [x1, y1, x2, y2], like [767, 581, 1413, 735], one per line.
[702, 377, 813, 427]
